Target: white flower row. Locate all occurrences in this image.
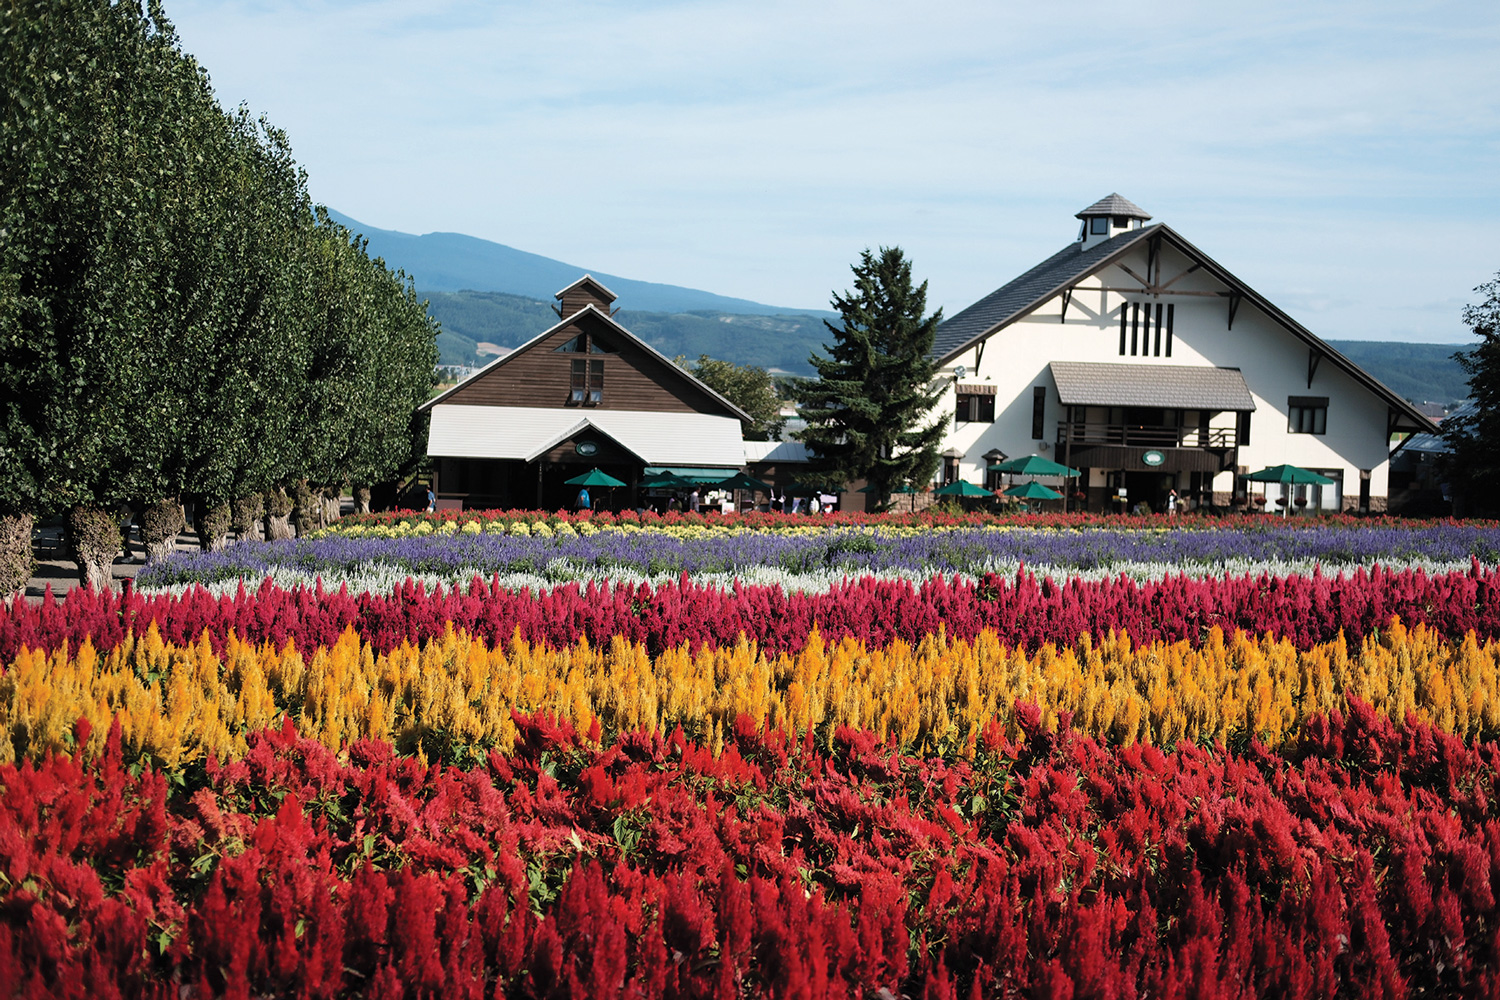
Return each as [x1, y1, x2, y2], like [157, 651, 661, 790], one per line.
[136, 555, 1481, 599]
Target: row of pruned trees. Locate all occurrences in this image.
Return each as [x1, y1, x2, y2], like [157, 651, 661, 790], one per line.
[0, 0, 438, 590]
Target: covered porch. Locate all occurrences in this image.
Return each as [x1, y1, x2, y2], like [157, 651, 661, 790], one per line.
[1047, 361, 1254, 513]
[426, 404, 745, 511]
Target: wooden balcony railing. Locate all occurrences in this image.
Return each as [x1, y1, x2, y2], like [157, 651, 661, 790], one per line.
[1056, 422, 1235, 449]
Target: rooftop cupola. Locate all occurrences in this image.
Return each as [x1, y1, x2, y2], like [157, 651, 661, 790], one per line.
[554, 274, 619, 318]
[1076, 193, 1151, 250]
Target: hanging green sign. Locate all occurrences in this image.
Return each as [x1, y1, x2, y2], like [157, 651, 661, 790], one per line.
[1142, 450, 1166, 467]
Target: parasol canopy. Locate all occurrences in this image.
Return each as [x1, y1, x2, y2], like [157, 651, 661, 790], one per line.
[932, 480, 994, 497]
[640, 471, 695, 489]
[987, 454, 1080, 477]
[1243, 464, 1336, 485]
[715, 472, 772, 493]
[1003, 481, 1064, 500]
[563, 467, 627, 487]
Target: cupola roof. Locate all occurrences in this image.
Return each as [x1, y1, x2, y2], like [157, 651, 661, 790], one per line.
[1074, 193, 1151, 221]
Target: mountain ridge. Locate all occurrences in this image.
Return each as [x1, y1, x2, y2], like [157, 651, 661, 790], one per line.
[327, 209, 830, 318]
[329, 209, 1472, 403]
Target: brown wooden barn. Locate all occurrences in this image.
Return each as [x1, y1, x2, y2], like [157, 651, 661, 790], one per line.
[420, 276, 753, 511]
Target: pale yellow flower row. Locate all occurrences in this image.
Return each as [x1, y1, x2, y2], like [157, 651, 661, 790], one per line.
[2, 618, 1494, 767]
[310, 519, 1031, 541]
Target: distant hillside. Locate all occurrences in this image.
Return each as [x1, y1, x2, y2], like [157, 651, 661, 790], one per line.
[1326, 340, 1471, 406]
[424, 289, 830, 374]
[425, 291, 1474, 397]
[328, 210, 828, 318]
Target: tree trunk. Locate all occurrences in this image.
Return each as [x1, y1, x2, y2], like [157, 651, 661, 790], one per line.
[323, 494, 341, 524]
[229, 495, 265, 545]
[140, 497, 185, 564]
[353, 486, 371, 515]
[194, 499, 232, 553]
[68, 506, 119, 592]
[0, 513, 34, 595]
[263, 488, 295, 541]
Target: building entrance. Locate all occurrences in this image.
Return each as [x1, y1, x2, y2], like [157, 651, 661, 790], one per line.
[1122, 471, 1178, 514]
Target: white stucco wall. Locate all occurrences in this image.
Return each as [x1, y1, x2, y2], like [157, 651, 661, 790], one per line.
[932, 237, 1401, 508]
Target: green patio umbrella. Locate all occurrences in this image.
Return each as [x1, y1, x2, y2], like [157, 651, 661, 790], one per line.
[564, 467, 627, 487]
[1243, 464, 1336, 485]
[640, 471, 694, 489]
[1003, 481, 1064, 500]
[1244, 464, 1335, 517]
[716, 472, 772, 493]
[987, 454, 1080, 477]
[932, 480, 994, 497]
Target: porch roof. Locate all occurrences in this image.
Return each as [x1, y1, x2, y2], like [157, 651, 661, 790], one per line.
[1049, 361, 1257, 412]
[427, 404, 746, 466]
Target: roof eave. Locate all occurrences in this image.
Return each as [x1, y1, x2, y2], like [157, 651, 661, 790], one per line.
[935, 224, 1440, 436]
[934, 227, 1157, 367]
[419, 303, 756, 424]
[554, 272, 620, 301]
[1144, 226, 1442, 435]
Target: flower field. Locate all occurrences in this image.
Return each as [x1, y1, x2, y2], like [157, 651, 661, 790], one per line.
[10, 519, 1500, 995]
[138, 520, 1500, 593]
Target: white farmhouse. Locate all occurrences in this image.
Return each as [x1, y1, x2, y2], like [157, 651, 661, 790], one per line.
[930, 194, 1439, 514]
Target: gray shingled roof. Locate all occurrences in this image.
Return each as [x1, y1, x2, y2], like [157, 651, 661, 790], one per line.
[1075, 193, 1151, 220]
[930, 225, 1157, 362]
[1050, 361, 1256, 411]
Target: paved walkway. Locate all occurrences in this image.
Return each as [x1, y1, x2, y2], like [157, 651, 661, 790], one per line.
[22, 523, 206, 603]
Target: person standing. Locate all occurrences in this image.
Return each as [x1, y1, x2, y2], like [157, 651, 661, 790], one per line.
[426, 487, 436, 512]
[575, 487, 591, 511]
[1167, 488, 1179, 517]
[688, 488, 700, 513]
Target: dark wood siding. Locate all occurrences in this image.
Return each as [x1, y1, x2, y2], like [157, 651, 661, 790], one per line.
[559, 287, 614, 316]
[538, 431, 639, 466]
[443, 312, 738, 417]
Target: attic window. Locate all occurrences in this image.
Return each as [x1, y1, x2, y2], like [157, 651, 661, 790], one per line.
[1090, 217, 1109, 235]
[553, 333, 619, 354]
[570, 359, 605, 405]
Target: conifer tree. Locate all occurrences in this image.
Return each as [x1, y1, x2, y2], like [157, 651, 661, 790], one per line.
[1445, 273, 1500, 513]
[797, 247, 946, 508]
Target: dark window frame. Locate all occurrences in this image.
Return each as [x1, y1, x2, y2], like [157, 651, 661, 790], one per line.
[955, 392, 996, 424]
[1090, 217, 1109, 235]
[1031, 386, 1046, 439]
[569, 357, 605, 405]
[1287, 396, 1328, 435]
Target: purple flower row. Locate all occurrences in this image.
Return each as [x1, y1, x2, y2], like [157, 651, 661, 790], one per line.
[137, 523, 1500, 588]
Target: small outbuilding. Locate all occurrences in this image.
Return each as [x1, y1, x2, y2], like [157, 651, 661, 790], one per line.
[421, 276, 752, 510]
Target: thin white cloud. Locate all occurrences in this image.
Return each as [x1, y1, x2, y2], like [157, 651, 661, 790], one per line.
[167, 0, 1500, 337]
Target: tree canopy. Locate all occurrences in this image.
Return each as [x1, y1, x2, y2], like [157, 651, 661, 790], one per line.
[675, 354, 785, 441]
[796, 247, 946, 507]
[1444, 273, 1500, 512]
[0, 0, 438, 526]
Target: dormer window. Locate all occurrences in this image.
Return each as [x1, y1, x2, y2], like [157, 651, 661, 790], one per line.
[1090, 217, 1109, 235]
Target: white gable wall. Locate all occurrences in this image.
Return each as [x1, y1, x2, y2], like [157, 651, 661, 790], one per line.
[934, 237, 1397, 508]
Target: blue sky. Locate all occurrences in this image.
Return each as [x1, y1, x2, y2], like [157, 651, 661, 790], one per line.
[171, 0, 1498, 342]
